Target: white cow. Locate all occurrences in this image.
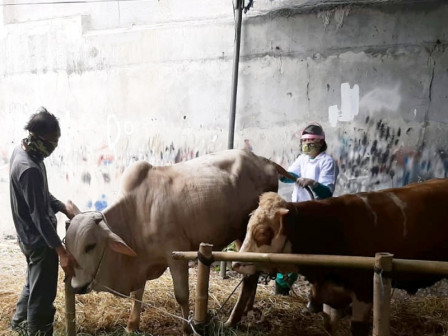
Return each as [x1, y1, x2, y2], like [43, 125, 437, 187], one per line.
[65, 149, 294, 334]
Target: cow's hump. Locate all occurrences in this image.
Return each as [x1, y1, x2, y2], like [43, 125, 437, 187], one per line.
[120, 161, 153, 192]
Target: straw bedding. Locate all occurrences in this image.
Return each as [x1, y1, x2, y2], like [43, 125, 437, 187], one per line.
[1, 240, 448, 336]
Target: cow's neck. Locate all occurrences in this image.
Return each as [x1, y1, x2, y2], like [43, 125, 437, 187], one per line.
[102, 194, 138, 242]
[95, 194, 151, 293]
[285, 200, 348, 255]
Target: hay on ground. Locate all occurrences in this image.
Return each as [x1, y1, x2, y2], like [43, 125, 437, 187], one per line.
[1, 240, 448, 335]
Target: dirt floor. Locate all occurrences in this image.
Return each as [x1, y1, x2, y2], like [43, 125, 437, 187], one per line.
[1, 239, 448, 336]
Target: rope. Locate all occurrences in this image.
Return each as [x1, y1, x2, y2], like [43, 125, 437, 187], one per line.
[215, 277, 244, 316]
[198, 251, 215, 267]
[304, 185, 315, 200]
[93, 281, 199, 334]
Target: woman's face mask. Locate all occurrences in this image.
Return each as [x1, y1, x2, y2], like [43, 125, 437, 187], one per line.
[301, 140, 322, 158]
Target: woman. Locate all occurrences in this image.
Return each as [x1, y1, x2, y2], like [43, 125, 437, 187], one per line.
[276, 122, 338, 296]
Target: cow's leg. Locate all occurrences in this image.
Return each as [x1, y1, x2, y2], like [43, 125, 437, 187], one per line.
[350, 296, 372, 336]
[224, 273, 259, 327]
[322, 304, 344, 335]
[306, 283, 323, 313]
[125, 286, 145, 333]
[170, 260, 191, 334]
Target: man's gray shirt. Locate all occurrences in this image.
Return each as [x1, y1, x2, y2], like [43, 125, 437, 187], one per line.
[9, 145, 64, 248]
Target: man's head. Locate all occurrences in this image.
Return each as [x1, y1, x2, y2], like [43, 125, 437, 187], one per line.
[23, 107, 61, 158]
[301, 122, 327, 158]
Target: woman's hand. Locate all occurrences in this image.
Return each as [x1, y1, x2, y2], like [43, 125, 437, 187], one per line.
[296, 177, 317, 188]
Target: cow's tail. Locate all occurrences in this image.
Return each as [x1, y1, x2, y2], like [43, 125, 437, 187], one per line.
[269, 160, 315, 200]
[271, 161, 298, 182]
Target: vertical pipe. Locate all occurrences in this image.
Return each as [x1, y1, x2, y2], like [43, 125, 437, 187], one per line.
[227, 0, 244, 150]
[194, 243, 213, 331]
[223, 0, 244, 279]
[65, 277, 76, 336]
[373, 252, 393, 336]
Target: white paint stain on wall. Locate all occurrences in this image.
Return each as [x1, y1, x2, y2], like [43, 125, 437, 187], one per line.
[359, 85, 402, 115]
[107, 114, 121, 150]
[329, 82, 360, 127]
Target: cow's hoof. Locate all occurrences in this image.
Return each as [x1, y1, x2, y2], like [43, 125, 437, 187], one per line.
[124, 327, 139, 334]
[223, 319, 236, 328]
[304, 300, 323, 314]
[350, 321, 371, 336]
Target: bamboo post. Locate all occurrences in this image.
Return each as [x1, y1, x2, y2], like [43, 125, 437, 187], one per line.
[65, 221, 76, 336]
[219, 260, 228, 279]
[194, 243, 213, 333]
[373, 252, 393, 336]
[65, 277, 76, 336]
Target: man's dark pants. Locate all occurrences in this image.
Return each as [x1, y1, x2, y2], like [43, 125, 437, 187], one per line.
[12, 242, 58, 336]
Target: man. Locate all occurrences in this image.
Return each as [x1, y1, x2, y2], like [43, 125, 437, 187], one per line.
[277, 122, 338, 297]
[9, 107, 77, 336]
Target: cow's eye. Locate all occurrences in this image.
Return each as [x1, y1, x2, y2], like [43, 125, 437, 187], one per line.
[85, 243, 96, 253]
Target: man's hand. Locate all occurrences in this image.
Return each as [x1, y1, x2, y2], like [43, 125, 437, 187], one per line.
[56, 246, 78, 278]
[64, 200, 81, 220]
[296, 177, 317, 188]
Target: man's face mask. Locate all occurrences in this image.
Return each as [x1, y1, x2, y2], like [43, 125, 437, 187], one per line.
[23, 132, 59, 159]
[301, 140, 322, 157]
[37, 136, 58, 157]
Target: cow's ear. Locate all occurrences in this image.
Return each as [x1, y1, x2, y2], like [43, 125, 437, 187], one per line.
[67, 200, 81, 215]
[275, 208, 289, 236]
[107, 232, 138, 257]
[276, 208, 289, 216]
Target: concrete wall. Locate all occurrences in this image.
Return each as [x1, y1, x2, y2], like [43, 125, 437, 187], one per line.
[1, 0, 447, 236]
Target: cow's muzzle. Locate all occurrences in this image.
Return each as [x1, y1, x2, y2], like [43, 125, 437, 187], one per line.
[71, 283, 92, 295]
[232, 261, 256, 275]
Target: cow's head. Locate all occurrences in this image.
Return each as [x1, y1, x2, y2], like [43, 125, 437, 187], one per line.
[232, 192, 292, 275]
[65, 211, 137, 294]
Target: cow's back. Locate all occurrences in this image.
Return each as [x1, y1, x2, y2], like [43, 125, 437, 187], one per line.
[334, 179, 448, 259]
[128, 149, 279, 253]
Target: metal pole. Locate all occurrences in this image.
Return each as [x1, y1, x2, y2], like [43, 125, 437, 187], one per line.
[228, 0, 244, 150]
[373, 252, 393, 336]
[222, 0, 244, 279]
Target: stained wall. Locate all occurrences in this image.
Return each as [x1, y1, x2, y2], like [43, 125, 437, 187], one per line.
[1, 0, 447, 235]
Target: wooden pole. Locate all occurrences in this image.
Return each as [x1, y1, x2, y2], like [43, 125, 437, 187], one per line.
[373, 252, 393, 336]
[173, 251, 376, 269]
[65, 277, 76, 336]
[194, 243, 213, 332]
[65, 221, 76, 336]
[172, 251, 448, 275]
[219, 259, 228, 279]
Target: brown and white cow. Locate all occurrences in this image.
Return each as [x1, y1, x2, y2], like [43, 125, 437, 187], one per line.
[64, 149, 295, 334]
[231, 179, 448, 336]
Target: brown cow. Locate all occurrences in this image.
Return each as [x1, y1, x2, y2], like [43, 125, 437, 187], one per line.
[231, 179, 448, 336]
